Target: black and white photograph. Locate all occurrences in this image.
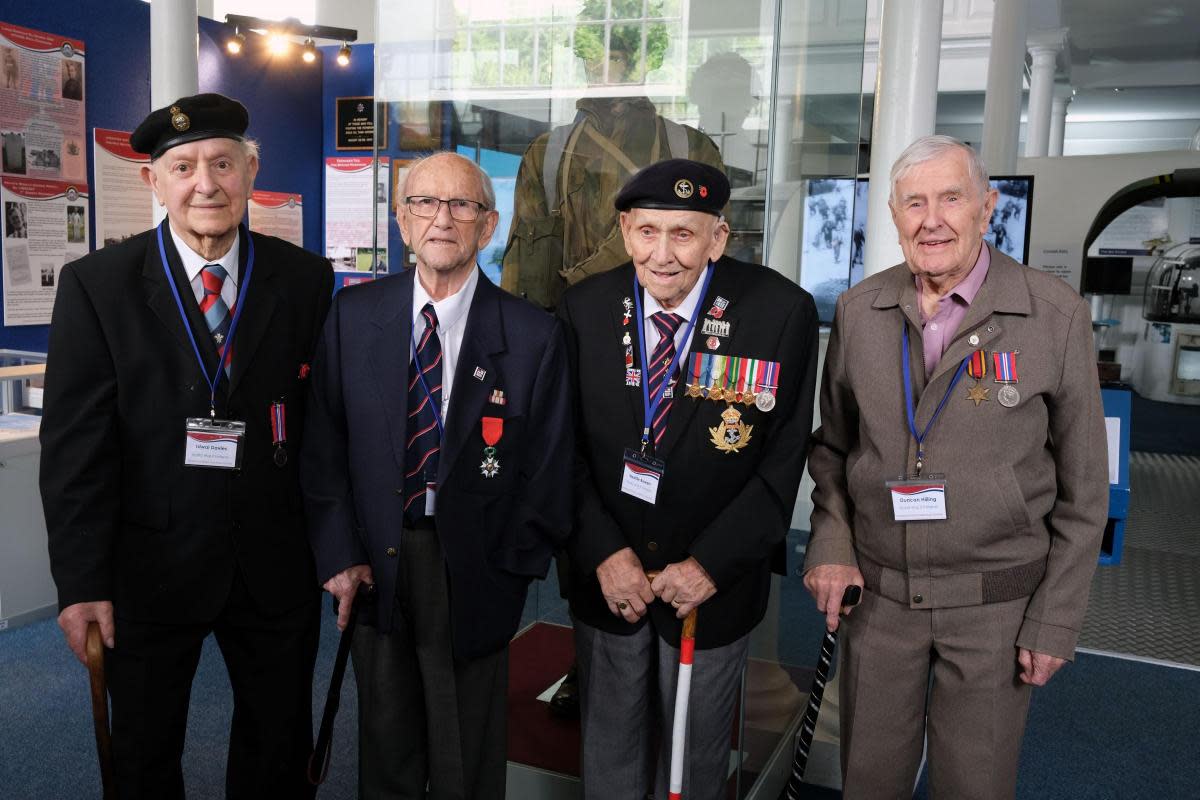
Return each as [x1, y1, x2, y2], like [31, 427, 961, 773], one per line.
[2, 130, 27, 174]
[66, 205, 85, 243]
[4, 241, 31, 286]
[986, 177, 1033, 262]
[2, 46, 18, 90]
[801, 178, 855, 323]
[40, 264, 55, 287]
[5, 200, 28, 238]
[61, 59, 82, 101]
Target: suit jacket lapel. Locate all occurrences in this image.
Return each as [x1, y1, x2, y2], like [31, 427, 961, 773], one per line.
[614, 273, 645, 436]
[228, 229, 279, 396]
[439, 273, 506, 486]
[367, 271, 413, 472]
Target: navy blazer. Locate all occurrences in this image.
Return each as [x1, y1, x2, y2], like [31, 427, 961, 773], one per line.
[301, 267, 572, 659]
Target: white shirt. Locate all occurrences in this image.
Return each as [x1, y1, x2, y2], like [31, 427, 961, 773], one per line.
[170, 223, 240, 312]
[411, 266, 480, 423]
[642, 268, 709, 367]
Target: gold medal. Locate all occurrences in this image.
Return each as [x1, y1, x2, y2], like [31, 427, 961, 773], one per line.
[966, 383, 989, 406]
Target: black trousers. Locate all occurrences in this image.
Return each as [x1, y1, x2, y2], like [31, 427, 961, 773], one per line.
[104, 570, 320, 800]
[351, 524, 508, 800]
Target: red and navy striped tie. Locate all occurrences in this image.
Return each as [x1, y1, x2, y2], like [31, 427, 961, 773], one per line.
[200, 264, 233, 372]
[648, 311, 684, 447]
[404, 303, 442, 523]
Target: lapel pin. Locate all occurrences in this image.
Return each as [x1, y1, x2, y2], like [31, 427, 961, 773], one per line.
[488, 388, 507, 406]
[473, 366, 487, 381]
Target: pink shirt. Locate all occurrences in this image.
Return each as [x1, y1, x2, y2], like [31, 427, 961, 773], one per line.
[916, 244, 990, 376]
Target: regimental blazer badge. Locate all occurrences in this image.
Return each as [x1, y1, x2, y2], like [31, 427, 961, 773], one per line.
[709, 405, 753, 453]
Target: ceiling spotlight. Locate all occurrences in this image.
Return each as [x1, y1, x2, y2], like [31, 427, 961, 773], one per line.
[267, 31, 290, 56]
[226, 28, 245, 55]
[302, 39, 317, 63]
[336, 43, 351, 67]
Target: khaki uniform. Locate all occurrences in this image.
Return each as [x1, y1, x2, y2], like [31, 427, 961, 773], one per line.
[500, 97, 723, 309]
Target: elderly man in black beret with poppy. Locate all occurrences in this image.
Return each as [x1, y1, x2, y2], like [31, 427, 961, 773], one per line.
[556, 158, 820, 799]
[40, 93, 332, 798]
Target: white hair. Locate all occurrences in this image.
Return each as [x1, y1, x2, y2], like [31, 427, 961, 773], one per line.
[889, 135, 989, 204]
[400, 151, 496, 210]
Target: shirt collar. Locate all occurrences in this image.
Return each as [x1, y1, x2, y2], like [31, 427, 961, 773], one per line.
[169, 222, 240, 287]
[413, 265, 479, 331]
[643, 266, 709, 324]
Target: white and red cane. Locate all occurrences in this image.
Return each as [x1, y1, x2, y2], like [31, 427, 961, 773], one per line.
[667, 608, 698, 800]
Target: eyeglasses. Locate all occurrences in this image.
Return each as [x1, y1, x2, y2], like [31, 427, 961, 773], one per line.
[404, 195, 489, 222]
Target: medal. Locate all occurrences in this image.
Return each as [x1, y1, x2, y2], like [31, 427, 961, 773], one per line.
[707, 335, 720, 350]
[480, 416, 503, 478]
[709, 404, 753, 452]
[488, 388, 507, 406]
[623, 331, 632, 346]
[755, 392, 775, 412]
[966, 384, 989, 406]
[270, 400, 288, 467]
[998, 385, 1020, 407]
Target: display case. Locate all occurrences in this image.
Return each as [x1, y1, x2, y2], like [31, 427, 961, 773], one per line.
[0, 350, 54, 630]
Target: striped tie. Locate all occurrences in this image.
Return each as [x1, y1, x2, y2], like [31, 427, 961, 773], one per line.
[200, 264, 232, 347]
[404, 303, 443, 523]
[648, 311, 684, 447]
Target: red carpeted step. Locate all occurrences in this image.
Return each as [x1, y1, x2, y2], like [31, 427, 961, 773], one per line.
[507, 622, 581, 776]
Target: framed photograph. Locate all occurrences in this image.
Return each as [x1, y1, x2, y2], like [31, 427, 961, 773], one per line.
[335, 96, 387, 151]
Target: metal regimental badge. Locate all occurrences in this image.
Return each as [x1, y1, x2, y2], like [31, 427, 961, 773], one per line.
[170, 106, 190, 132]
[709, 405, 753, 453]
[674, 179, 694, 199]
[480, 446, 501, 478]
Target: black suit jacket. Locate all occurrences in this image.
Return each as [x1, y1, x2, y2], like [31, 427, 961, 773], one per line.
[40, 224, 333, 622]
[301, 268, 572, 660]
[558, 256, 819, 648]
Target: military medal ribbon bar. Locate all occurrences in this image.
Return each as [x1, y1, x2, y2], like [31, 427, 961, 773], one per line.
[993, 351, 1018, 383]
[967, 350, 987, 380]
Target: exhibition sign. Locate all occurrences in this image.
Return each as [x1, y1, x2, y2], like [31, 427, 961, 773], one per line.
[248, 190, 304, 248]
[92, 128, 152, 249]
[2, 177, 89, 326]
[325, 156, 389, 273]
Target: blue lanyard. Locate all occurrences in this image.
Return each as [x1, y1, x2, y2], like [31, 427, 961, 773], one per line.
[156, 220, 255, 417]
[410, 320, 445, 440]
[901, 323, 967, 474]
[633, 263, 714, 452]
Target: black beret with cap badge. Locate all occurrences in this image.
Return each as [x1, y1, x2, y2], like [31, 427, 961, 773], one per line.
[614, 158, 730, 216]
[130, 93, 249, 160]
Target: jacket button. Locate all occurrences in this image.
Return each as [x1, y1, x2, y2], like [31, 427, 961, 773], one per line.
[647, 541, 658, 552]
[912, 594, 924, 604]
[386, 547, 397, 557]
[395, 488, 404, 495]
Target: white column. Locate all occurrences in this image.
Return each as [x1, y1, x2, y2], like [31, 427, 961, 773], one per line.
[1024, 31, 1065, 158]
[1048, 85, 1073, 157]
[150, 0, 198, 109]
[863, 0, 944, 277]
[980, 0, 1027, 175]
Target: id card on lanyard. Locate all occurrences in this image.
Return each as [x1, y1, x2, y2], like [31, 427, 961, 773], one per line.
[891, 323, 966, 521]
[156, 221, 255, 470]
[619, 264, 714, 505]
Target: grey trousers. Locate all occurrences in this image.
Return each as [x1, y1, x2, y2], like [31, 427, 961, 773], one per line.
[839, 589, 1034, 800]
[574, 617, 749, 800]
[351, 525, 508, 800]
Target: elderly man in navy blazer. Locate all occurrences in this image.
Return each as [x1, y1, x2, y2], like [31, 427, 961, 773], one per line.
[302, 151, 572, 798]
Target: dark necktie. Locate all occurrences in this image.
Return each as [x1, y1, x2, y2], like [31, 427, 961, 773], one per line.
[648, 311, 684, 448]
[404, 303, 443, 523]
[200, 264, 233, 373]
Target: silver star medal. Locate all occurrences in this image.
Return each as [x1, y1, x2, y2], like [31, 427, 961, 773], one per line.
[213, 332, 225, 344]
[480, 446, 501, 478]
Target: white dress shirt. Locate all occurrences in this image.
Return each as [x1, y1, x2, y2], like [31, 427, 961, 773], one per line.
[411, 266, 480, 423]
[170, 223, 240, 312]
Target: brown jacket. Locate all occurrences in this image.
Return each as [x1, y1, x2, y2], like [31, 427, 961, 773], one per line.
[805, 245, 1108, 660]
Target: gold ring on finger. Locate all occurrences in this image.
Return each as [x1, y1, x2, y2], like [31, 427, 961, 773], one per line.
[617, 601, 628, 610]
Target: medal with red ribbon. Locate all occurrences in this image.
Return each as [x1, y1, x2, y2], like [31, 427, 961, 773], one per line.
[967, 350, 988, 380]
[480, 416, 503, 478]
[270, 400, 287, 466]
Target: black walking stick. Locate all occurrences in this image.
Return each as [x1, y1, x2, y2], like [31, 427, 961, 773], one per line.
[784, 584, 862, 798]
[308, 582, 375, 789]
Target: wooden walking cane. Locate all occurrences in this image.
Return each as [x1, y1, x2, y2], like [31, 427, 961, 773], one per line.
[85, 622, 116, 800]
[308, 582, 374, 790]
[783, 584, 862, 799]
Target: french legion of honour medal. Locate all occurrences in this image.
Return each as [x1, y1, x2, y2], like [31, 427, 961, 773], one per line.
[710, 405, 753, 453]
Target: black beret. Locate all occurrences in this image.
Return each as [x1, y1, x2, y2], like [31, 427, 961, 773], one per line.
[614, 158, 730, 216]
[130, 93, 249, 159]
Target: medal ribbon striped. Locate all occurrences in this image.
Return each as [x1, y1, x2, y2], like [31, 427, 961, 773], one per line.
[967, 350, 987, 380]
[993, 351, 1018, 382]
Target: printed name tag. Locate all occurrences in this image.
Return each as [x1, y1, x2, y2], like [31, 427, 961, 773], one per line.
[886, 479, 948, 521]
[184, 418, 246, 470]
[621, 448, 666, 505]
[425, 480, 437, 515]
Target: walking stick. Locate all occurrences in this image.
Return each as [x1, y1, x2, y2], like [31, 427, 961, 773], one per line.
[308, 582, 374, 789]
[85, 622, 116, 800]
[784, 584, 862, 799]
[666, 606, 698, 800]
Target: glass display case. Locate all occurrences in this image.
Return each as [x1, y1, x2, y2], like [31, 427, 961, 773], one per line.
[370, 2, 867, 795]
[0, 350, 46, 441]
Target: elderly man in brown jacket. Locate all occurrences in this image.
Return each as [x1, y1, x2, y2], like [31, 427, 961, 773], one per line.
[804, 135, 1108, 799]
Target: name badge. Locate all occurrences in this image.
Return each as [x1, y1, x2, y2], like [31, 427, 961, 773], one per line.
[425, 478, 437, 515]
[184, 417, 246, 470]
[886, 478, 948, 521]
[621, 448, 665, 505]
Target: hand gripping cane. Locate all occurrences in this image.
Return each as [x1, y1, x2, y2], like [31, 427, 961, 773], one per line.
[645, 570, 699, 800]
[308, 582, 375, 791]
[85, 622, 116, 800]
[784, 584, 862, 799]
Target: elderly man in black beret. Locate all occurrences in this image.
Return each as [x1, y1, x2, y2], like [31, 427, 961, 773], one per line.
[556, 158, 820, 799]
[40, 93, 331, 798]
